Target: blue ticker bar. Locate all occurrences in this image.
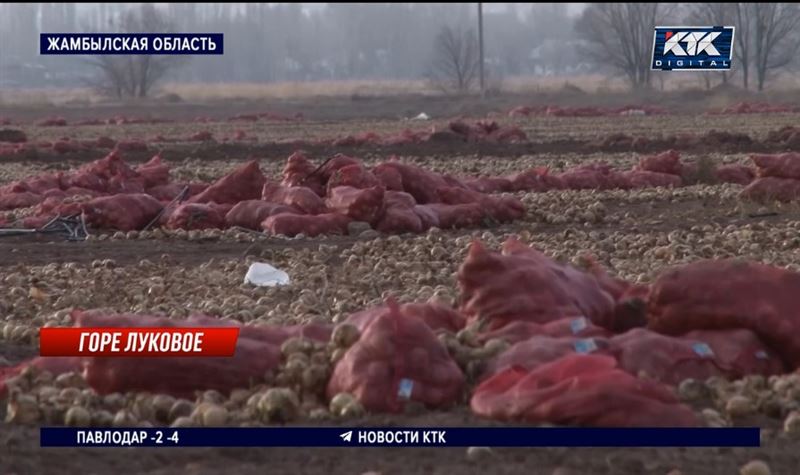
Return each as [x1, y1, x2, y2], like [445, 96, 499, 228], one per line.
[41, 427, 760, 448]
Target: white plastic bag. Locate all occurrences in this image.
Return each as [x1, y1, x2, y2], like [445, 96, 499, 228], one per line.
[244, 262, 290, 287]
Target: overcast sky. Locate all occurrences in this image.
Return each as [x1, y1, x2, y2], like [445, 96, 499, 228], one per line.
[73, 3, 588, 18]
[300, 3, 587, 16]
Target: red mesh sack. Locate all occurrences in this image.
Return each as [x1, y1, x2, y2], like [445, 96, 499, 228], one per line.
[558, 167, 615, 190]
[412, 205, 440, 231]
[375, 206, 422, 234]
[740, 177, 800, 202]
[620, 170, 682, 189]
[375, 162, 449, 204]
[470, 354, 699, 427]
[188, 160, 266, 205]
[477, 317, 612, 345]
[751, 152, 800, 180]
[75, 311, 281, 398]
[371, 163, 405, 191]
[319, 154, 362, 180]
[136, 154, 170, 187]
[107, 175, 146, 194]
[262, 183, 327, 215]
[79, 151, 139, 180]
[647, 259, 800, 368]
[0, 192, 43, 211]
[327, 164, 381, 191]
[262, 212, 350, 237]
[81, 193, 163, 231]
[281, 151, 326, 196]
[146, 183, 208, 202]
[164, 203, 226, 230]
[345, 301, 466, 334]
[684, 329, 786, 378]
[418, 203, 485, 229]
[225, 200, 297, 230]
[385, 191, 417, 208]
[326, 186, 385, 224]
[375, 192, 422, 233]
[36, 195, 93, 218]
[184, 314, 332, 345]
[13, 173, 63, 194]
[609, 328, 729, 385]
[327, 299, 464, 412]
[636, 150, 683, 176]
[715, 164, 755, 185]
[64, 171, 108, 193]
[482, 335, 611, 378]
[507, 168, 565, 192]
[458, 239, 617, 330]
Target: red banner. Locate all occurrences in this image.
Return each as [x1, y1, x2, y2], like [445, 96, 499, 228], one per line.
[39, 328, 240, 357]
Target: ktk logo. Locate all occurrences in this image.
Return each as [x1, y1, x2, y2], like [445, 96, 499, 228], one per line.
[652, 26, 734, 71]
[663, 31, 721, 56]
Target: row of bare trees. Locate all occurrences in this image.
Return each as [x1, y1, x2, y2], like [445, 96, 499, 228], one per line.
[428, 26, 481, 93]
[7, 3, 798, 97]
[576, 3, 800, 91]
[575, 4, 661, 90]
[87, 5, 185, 98]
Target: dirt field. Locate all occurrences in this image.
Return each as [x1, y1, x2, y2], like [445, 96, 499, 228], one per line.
[2, 93, 800, 474]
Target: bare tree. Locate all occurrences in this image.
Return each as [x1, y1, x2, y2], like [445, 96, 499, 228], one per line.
[751, 3, 800, 91]
[689, 3, 736, 88]
[575, 3, 662, 89]
[733, 3, 755, 89]
[429, 26, 480, 93]
[87, 4, 185, 99]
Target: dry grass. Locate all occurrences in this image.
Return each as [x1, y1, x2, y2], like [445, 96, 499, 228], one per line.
[3, 72, 800, 106]
[162, 79, 438, 100]
[0, 88, 96, 107]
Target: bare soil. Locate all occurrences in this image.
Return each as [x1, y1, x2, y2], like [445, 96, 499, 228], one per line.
[1, 193, 796, 268]
[3, 94, 800, 475]
[2, 86, 799, 122]
[3, 137, 798, 166]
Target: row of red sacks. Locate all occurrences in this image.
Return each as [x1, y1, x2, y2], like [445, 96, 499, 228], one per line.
[0, 137, 148, 157]
[0, 151, 527, 234]
[707, 102, 797, 115]
[0, 132, 256, 157]
[0, 149, 778, 234]
[0, 120, 524, 158]
[327, 123, 800, 152]
[3, 238, 799, 427]
[508, 101, 797, 118]
[0, 302, 779, 427]
[1, 112, 303, 127]
[509, 105, 668, 118]
[6, 100, 796, 129]
[328, 120, 528, 147]
[741, 152, 800, 202]
[4, 124, 800, 162]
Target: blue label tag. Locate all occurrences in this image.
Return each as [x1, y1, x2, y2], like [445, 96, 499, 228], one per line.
[692, 342, 714, 358]
[574, 338, 598, 354]
[397, 378, 414, 399]
[570, 317, 588, 334]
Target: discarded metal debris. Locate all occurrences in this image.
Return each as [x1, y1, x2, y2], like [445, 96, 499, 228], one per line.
[0, 214, 90, 241]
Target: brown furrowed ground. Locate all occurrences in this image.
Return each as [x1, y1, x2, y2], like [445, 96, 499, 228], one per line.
[1, 96, 800, 475]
